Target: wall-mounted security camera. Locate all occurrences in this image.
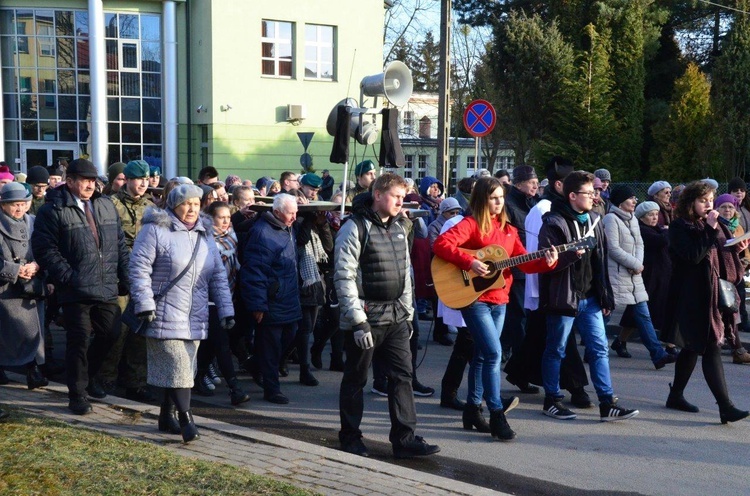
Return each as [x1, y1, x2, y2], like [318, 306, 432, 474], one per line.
[196, 105, 204, 113]
[221, 104, 232, 112]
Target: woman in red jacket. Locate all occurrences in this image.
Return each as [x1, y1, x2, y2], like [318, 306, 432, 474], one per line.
[433, 177, 557, 441]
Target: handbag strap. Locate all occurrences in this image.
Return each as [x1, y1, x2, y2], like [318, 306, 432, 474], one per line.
[155, 231, 202, 299]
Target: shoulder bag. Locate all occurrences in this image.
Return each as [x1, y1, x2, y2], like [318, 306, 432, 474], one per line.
[122, 234, 202, 335]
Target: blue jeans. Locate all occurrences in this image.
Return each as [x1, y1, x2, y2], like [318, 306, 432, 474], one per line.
[543, 297, 614, 402]
[461, 302, 506, 411]
[627, 302, 668, 364]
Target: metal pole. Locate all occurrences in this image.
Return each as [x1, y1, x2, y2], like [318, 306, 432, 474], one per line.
[340, 160, 349, 217]
[88, 0, 108, 173]
[436, 0, 451, 187]
[163, 1, 178, 179]
[474, 136, 479, 175]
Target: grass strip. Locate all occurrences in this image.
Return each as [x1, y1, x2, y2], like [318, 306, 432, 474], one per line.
[0, 408, 316, 495]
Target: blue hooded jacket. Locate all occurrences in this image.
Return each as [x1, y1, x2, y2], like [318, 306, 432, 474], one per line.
[419, 176, 444, 226]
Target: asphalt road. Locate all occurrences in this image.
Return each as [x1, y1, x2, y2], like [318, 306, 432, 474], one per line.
[40, 312, 750, 495]
[187, 317, 750, 496]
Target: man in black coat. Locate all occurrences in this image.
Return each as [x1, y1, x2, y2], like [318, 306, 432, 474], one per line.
[32, 159, 130, 415]
[319, 169, 334, 201]
[500, 165, 539, 371]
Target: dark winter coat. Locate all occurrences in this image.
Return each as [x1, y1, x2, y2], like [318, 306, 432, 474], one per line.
[241, 211, 301, 325]
[638, 222, 671, 330]
[538, 199, 613, 316]
[32, 186, 129, 304]
[664, 218, 742, 353]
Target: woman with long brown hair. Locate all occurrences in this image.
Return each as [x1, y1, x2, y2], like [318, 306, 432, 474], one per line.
[664, 181, 749, 423]
[433, 176, 557, 441]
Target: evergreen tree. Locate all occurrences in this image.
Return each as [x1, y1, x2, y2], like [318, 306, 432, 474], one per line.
[488, 12, 575, 163]
[411, 31, 441, 92]
[650, 63, 721, 182]
[712, 1, 750, 179]
[537, 23, 619, 171]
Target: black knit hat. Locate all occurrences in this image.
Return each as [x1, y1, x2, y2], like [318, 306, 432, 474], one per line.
[26, 165, 50, 185]
[610, 184, 636, 207]
[728, 177, 747, 193]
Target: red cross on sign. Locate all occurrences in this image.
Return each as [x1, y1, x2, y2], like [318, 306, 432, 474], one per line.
[463, 99, 496, 138]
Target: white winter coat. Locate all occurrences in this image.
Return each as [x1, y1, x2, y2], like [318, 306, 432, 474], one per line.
[603, 206, 648, 306]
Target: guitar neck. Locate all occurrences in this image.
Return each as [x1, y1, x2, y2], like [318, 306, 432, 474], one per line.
[490, 242, 572, 271]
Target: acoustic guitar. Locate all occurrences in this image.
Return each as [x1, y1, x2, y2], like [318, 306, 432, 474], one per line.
[431, 237, 596, 309]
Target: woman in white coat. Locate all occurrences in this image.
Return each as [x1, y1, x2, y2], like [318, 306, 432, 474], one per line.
[603, 185, 675, 370]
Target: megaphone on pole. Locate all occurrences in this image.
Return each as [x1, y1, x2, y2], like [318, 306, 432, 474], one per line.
[360, 60, 413, 107]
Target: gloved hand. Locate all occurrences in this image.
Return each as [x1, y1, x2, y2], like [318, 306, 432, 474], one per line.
[220, 317, 235, 330]
[407, 321, 414, 340]
[353, 322, 374, 350]
[137, 310, 155, 323]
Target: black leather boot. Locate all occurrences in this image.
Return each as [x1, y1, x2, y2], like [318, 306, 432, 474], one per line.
[158, 399, 181, 434]
[227, 378, 250, 406]
[489, 409, 517, 441]
[666, 383, 699, 413]
[719, 402, 749, 424]
[299, 365, 319, 386]
[310, 340, 324, 370]
[178, 410, 199, 443]
[26, 362, 49, 390]
[462, 403, 491, 433]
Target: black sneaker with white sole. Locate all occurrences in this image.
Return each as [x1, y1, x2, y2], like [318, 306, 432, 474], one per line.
[543, 396, 577, 420]
[412, 379, 435, 397]
[599, 400, 639, 422]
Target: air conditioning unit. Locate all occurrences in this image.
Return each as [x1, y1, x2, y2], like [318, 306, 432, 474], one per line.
[287, 104, 307, 121]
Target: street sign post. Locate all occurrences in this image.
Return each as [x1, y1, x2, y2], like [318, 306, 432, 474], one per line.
[463, 100, 496, 174]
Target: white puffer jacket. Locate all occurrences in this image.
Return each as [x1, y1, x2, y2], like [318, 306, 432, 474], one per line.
[603, 206, 648, 306]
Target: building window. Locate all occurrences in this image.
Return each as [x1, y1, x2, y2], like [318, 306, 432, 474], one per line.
[0, 8, 163, 167]
[262, 20, 293, 78]
[480, 156, 488, 168]
[402, 110, 414, 136]
[450, 155, 458, 183]
[304, 24, 333, 80]
[418, 154, 428, 180]
[467, 155, 475, 172]
[404, 154, 414, 179]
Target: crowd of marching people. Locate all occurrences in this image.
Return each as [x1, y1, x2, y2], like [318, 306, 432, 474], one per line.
[0, 156, 748, 457]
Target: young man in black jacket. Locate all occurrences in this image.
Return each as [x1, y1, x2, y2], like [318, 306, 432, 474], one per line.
[538, 171, 639, 422]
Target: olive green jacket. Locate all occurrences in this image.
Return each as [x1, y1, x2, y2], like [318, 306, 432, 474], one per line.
[111, 189, 155, 249]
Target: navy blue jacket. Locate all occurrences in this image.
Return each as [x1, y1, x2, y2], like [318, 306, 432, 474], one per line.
[241, 211, 301, 325]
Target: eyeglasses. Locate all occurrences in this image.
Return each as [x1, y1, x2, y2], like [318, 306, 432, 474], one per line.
[574, 191, 596, 197]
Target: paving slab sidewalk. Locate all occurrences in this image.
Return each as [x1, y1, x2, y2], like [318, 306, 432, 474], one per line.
[0, 372, 506, 496]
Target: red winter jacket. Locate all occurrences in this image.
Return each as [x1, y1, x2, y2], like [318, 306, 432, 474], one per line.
[432, 215, 555, 305]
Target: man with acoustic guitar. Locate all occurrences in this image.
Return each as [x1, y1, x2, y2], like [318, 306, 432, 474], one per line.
[538, 170, 639, 422]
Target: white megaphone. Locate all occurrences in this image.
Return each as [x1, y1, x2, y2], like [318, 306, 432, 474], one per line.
[360, 60, 413, 107]
[325, 98, 378, 145]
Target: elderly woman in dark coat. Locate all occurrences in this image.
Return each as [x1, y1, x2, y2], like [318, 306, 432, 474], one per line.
[664, 181, 749, 424]
[0, 183, 48, 390]
[129, 184, 234, 442]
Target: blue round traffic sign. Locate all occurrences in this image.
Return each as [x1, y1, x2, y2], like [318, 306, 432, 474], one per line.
[463, 99, 496, 137]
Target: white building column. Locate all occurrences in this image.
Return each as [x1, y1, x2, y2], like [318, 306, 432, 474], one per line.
[162, 1, 178, 179]
[0, 49, 5, 164]
[88, 0, 108, 173]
